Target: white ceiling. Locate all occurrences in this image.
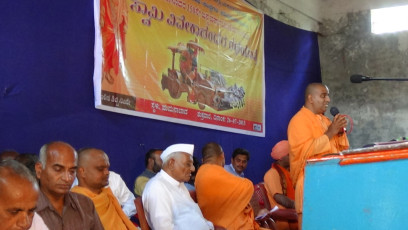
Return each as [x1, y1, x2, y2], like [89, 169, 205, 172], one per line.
[282, 0, 408, 21]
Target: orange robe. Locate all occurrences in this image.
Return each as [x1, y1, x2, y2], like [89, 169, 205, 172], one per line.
[264, 164, 295, 230]
[287, 107, 349, 214]
[195, 164, 260, 230]
[72, 186, 136, 230]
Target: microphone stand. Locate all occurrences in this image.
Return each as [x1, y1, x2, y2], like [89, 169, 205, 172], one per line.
[350, 74, 408, 83]
[366, 78, 408, 81]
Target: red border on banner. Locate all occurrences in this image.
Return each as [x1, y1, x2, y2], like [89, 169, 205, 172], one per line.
[136, 98, 263, 133]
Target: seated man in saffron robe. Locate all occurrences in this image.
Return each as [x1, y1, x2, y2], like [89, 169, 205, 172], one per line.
[288, 83, 349, 229]
[71, 148, 137, 230]
[264, 140, 297, 230]
[195, 142, 266, 230]
[71, 170, 137, 218]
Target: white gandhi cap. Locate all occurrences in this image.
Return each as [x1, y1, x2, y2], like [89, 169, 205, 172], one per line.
[160, 144, 194, 161]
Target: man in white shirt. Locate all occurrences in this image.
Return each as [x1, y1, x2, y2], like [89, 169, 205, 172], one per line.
[30, 213, 49, 230]
[142, 144, 214, 230]
[108, 171, 137, 218]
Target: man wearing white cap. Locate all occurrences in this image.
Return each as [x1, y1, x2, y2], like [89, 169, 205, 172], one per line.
[142, 144, 214, 230]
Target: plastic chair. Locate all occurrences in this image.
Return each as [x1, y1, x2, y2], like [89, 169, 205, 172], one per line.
[250, 183, 272, 215]
[134, 197, 151, 230]
[189, 190, 197, 202]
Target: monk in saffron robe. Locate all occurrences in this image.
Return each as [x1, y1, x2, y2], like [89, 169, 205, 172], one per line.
[288, 83, 349, 229]
[195, 142, 264, 230]
[264, 140, 297, 230]
[71, 148, 136, 230]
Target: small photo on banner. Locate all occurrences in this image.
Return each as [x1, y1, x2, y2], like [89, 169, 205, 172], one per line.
[93, 0, 265, 136]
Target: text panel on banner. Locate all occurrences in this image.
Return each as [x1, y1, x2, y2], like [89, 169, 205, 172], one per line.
[94, 0, 265, 136]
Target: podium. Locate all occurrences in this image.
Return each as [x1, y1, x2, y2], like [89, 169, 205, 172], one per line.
[303, 142, 408, 230]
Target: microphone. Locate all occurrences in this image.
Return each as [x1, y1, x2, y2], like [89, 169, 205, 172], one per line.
[350, 74, 371, 83]
[330, 106, 345, 134]
[330, 107, 339, 117]
[329, 106, 353, 134]
[350, 74, 408, 83]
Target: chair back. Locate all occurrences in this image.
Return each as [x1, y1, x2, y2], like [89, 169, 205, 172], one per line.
[134, 197, 151, 230]
[250, 183, 272, 215]
[189, 190, 197, 202]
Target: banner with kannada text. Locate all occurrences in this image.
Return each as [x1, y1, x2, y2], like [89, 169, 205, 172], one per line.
[94, 0, 265, 136]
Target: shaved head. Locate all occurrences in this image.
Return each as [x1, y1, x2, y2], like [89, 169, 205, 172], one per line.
[201, 142, 225, 166]
[304, 83, 326, 102]
[304, 83, 330, 114]
[77, 148, 110, 194]
[77, 148, 106, 167]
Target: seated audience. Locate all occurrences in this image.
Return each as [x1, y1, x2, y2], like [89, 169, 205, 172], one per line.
[0, 149, 19, 161]
[142, 143, 214, 230]
[134, 148, 163, 196]
[35, 141, 104, 229]
[71, 148, 137, 230]
[224, 148, 250, 177]
[195, 142, 264, 230]
[0, 160, 48, 230]
[264, 141, 296, 230]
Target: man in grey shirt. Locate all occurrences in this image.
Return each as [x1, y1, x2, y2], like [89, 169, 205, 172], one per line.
[35, 141, 103, 230]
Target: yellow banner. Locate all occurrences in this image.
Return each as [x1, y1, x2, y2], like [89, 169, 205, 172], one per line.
[94, 0, 265, 136]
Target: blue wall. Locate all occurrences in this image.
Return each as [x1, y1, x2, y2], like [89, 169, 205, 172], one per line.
[0, 0, 321, 188]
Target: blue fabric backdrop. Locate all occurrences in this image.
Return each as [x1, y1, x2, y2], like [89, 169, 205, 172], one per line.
[0, 0, 321, 187]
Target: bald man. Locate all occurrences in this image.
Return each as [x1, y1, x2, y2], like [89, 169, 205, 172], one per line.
[71, 148, 136, 230]
[0, 160, 48, 230]
[288, 83, 349, 228]
[35, 141, 103, 230]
